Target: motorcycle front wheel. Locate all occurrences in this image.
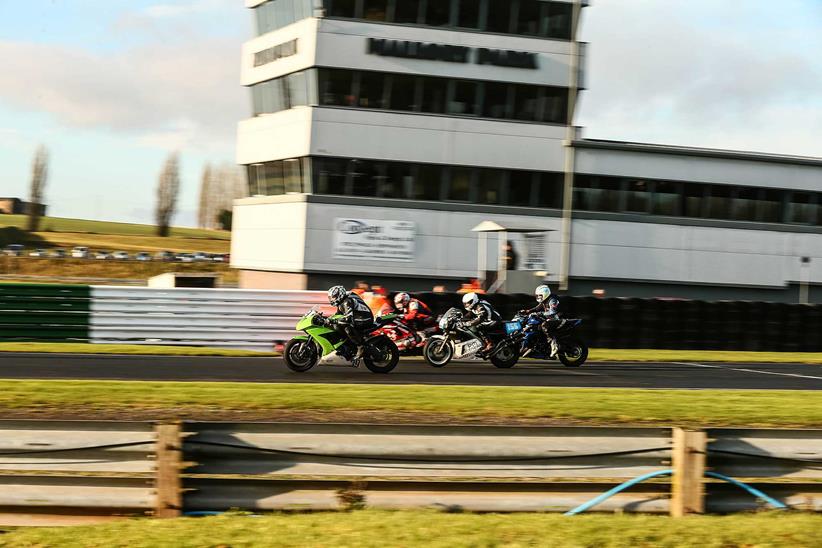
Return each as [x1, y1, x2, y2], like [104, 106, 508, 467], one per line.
[423, 336, 453, 367]
[283, 338, 319, 372]
[363, 336, 400, 374]
[490, 343, 519, 369]
[558, 337, 588, 367]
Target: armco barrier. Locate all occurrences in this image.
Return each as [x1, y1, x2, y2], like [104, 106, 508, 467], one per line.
[1, 283, 820, 351]
[0, 420, 819, 525]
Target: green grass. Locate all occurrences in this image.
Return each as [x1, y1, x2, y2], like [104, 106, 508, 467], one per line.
[587, 349, 822, 364]
[0, 342, 273, 357]
[0, 380, 820, 426]
[0, 214, 229, 240]
[1, 510, 819, 547]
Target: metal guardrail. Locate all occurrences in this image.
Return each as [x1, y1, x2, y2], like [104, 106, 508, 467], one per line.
[0, 421, 818, 525]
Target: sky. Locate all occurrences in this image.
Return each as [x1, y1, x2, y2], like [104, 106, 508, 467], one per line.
[0, 0, 820, 226]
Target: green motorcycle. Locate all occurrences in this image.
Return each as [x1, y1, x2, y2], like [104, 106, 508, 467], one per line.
[283, 307, 401, 374]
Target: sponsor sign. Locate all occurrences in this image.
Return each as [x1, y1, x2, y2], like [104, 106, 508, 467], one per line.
[333, 218, 416, 262]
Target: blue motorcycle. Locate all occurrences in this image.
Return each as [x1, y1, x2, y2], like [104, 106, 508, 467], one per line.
[504, 313, 589, 367]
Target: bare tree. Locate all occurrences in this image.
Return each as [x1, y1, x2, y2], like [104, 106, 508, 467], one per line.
[197, 164, 213, 229]
[211, 164, 247, 230]
[155, 152, 180, 237]
[27, 145, 49, 232]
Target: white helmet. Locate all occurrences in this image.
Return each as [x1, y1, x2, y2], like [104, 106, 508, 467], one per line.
[535, 285, 551, 303]
[394, 292, 410, 309]
[462, 292, 479, 310]
[328, 285, 347, 306]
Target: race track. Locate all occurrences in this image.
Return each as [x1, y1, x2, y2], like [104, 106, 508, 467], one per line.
[0, 353, 820, 390]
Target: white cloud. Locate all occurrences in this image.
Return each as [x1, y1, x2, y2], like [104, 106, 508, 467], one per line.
[577, 0, 822, 156]
[143, 0, 233, 19]
[0, 36, 246, 154]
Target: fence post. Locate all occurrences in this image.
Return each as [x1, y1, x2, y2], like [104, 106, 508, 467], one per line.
[154, 421, 183, 518]
[671, 427, 706, 517]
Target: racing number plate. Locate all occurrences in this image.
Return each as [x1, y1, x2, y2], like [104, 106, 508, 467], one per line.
[456, 339, 482, 358]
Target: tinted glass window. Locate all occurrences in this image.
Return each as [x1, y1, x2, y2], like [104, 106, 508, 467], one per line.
[759, 189, 783, 223]
[328, 0, 357, 17]
[595, 177, 622, 212]
[282, 159, 303, 193]
[415, 164, 444, 200]
[486, 0, 512, 33]
[536, 172, 563, 209]
[683, 183, 705, 217]
[706, 185, 732, 220]
[349, 160, 379, 197]
[386, 162, 415, 199]
[363, 0, 388, 21]
[287, 71, 308, 107]
[546, 2, 572, 39]
[449, 80, 479, 115]
[516, 0, 541, 36]
[477, 170, 504, 204]
[508, 171, 534, 207]
[542, 87, 567, 123]
[319, 69, 355, 106]
[426, 1, 451, 26]
[448, 168, 473, 201]
[513, 84, 540, 121]
[652, 181, 680, 216]
[483, 82, 509, 118]
[313, 157, 347, 195]
[788, 192, 816, 224]
[420, 77, 448, 113]
[732, 187, 758, 221]
[388, 74, 418, 111]
[624, 179, 650, 213]
[573, 175, 596, 211]
[262, 160, 285, 195]
[394, 0, 420, 23]
[358, 71, 386, 109]
[457, 0, 481, 28]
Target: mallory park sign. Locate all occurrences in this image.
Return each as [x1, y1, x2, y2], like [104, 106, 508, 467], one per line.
[367, 38, 539, 69]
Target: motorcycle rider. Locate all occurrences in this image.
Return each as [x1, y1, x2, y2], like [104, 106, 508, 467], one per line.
[327, 285, 374, 360]
[394, 292, 436, 337]
[460, 292, 502, 352]
[520, 285, 562, 358]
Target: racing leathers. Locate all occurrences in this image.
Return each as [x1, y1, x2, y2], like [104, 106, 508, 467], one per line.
[462, 299, 502, 351]
[397, 298, 436, 332]
[332, 292, 374, 355]
[522, 295, 562, 356]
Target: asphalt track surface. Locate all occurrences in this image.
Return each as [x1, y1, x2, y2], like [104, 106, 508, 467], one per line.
[0, 353, 821, 390]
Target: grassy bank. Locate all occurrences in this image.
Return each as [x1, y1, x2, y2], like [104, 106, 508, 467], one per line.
[1, 510, 819, 547]
[0, 257, 235, 283]
[0, 380, 819, 426]
[0, 214, 229, 240]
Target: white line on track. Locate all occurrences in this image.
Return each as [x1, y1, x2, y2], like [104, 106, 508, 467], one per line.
[674, 362, 822, 381]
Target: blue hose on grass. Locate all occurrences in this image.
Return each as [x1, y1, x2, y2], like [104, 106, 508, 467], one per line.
[564, 469, 787, 515]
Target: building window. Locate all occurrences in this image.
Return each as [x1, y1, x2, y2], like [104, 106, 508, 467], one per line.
[477, 169, 504, 205]
[483, 82, 510, 119]
[425, 1, 451, 27]
[327, 0, 357, 18]
[788, 192, 817, 224]
[393, 0, 420, 23]
[546, 2, 573, 39]
[486, 0, 513, 34]
[513, 84, 541, 121]
[448, 168, 473, 201]
[251, 71, 312, 116]
[388, 74, 418, 111]
[683, 183, 705, 218]
[536, 172, 563, 209]
[256, 0, 314, 35]
[349, 160, 380, 197]
[314, 157, 348, 195]
[516, 0, 542, 36]
[318, 69, 355, 106]
[652, 181, 680, 216]
[363, 0, 388, 21]
[624, 179, 650, 213]
[457, 0, 481, 29]
[420, 77, 448, 114]
[415, 164, 444, 200]
[508, 171, 534, 207]
[358, 71, 387, 109]
[449, 80, 479, 116]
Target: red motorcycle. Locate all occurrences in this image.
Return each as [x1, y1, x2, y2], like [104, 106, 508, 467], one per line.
[374, 313, 439, 354]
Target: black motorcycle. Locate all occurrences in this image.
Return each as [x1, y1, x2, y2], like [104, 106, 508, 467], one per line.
[423, 308, 519, 369]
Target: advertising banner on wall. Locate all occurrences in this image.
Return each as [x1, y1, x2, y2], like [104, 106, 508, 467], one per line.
[333, 218, 416, 262]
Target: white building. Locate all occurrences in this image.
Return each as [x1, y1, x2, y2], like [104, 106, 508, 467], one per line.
[232, 0, 821, 302]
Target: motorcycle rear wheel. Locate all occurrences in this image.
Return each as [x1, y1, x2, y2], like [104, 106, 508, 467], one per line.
[490, 344, 519, 368]
[423, 336, 452, 367]
[363, 336, 400, 374]
[283, 339, 319, 372]
[558, 338, 588, 367]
